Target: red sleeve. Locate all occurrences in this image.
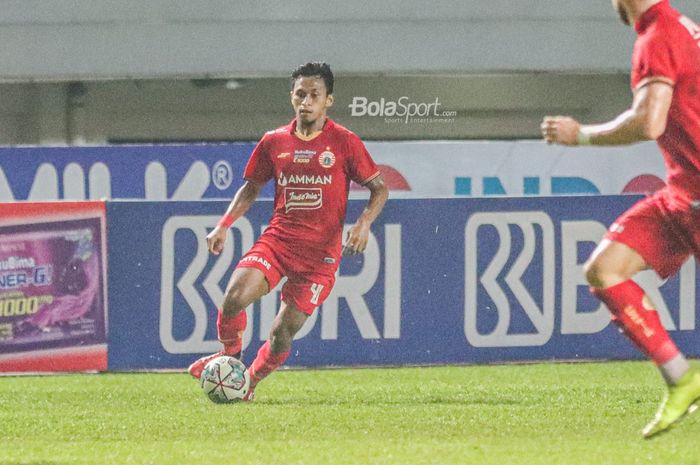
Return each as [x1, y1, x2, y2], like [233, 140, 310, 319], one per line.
[345, 133, 380, 185]
[631, 32, 678, 90]
[243, 134, 273, 183]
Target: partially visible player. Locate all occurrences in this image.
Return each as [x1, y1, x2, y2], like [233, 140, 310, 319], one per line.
[541, 0, 700, 438]
[187, 62, 388, 400]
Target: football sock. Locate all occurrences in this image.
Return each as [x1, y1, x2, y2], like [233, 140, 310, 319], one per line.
[248, 341, 290, 388]
[660, 353, 690, 385]
[217, 309, 247, 355]
[591, 280, 681, 367]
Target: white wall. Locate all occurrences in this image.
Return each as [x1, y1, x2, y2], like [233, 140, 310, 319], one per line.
[2, 0, 699, 80]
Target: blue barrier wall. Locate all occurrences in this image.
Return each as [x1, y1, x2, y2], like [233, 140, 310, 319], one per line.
[106, 197, 700, 370]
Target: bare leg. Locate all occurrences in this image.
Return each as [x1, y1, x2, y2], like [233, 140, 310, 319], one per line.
[222, 267, 269, 317]
[584, 239, 647, 288]
[268, 301, 309, 354]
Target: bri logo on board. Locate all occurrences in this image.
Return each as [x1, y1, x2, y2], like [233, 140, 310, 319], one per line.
[462, 210, 696, 349]
[158, 216, 403, 356]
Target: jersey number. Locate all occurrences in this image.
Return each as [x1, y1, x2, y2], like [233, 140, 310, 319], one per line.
[679, 16, 700, 46]
[310, 283, 324, 305]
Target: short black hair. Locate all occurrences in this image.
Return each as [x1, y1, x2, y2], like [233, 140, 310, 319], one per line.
[291, 62, 334, 95]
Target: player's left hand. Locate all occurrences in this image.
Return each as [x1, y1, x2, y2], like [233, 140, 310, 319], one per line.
[342, 222, 370, 256]
[541, 116, 581, 145]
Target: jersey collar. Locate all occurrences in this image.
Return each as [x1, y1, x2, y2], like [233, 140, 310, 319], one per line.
[635, 0, 671, 33]
[290, 118, 335, 141]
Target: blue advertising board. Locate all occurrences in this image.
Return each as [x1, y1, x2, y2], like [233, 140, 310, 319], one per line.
[0, 144, 267, 201]
[106, 196, 700, 370]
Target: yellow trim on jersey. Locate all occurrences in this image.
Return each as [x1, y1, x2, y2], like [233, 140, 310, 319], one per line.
[634, 75, 675, 91]
[294, 130, 323, 141]
[359, 171, 381, 186]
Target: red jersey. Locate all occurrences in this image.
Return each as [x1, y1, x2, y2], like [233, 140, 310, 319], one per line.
[632, 0, 700, 198]
[243, 118, 380, 266]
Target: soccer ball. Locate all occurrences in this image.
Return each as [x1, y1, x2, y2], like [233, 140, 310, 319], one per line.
[200, 356, 251, 403]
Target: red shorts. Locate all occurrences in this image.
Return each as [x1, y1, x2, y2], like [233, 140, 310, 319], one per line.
[605, 188, 700, 279]
[235, 237, 337, 315]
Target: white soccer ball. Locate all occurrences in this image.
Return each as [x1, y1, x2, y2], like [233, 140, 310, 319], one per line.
[200, 355, 251, 403]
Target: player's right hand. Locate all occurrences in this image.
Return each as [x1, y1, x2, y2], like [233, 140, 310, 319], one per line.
[206, 226, 227, 255]
[541, 116, 581, 145]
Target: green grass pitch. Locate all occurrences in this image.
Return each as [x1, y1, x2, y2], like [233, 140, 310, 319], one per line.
[2, 361, 699, 465]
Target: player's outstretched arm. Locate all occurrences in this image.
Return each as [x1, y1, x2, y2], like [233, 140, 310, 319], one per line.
[207, 180, 263, 255]
[541, 81, 673, 146]
[342, 174, 389, 256]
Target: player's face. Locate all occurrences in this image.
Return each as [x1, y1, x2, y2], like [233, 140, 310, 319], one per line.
[290, 76, 334, 126]
[612, 0, 631, 25]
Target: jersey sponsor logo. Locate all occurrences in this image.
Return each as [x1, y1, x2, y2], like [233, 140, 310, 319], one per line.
[277, 152, 290, 159]
[277, 172, 332, 187]
[284, 187, 322, 212]
[293, 149, 317, 164]
[240, 255, 272, 270]
[319, 149, 336, 168]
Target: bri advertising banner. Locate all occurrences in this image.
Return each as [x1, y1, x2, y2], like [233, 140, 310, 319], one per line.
[106, 197, 700, 371]
[0, 202, 108, 372]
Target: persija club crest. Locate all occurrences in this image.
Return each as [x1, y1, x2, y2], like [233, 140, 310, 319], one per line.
[319, 149, 336, 168]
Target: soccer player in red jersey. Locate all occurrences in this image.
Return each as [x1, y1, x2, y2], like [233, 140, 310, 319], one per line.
[542, 0, 700, 437]
[188, 62, 388, 400]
